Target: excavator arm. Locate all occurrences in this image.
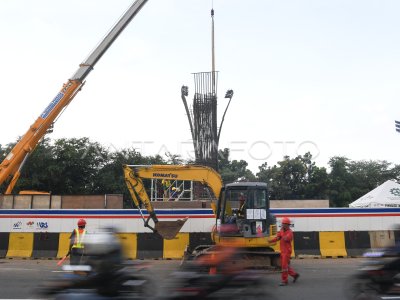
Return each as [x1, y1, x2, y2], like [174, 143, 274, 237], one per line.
[0, 0, 148, 194]
[123, 166, 160, 232]
[122, 164, 223, 239]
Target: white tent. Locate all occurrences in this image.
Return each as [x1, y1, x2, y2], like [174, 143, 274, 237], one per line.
[349, 180, 400, 208]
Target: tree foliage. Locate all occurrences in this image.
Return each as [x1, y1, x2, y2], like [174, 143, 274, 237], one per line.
[218, 148, 255, 183]
[0, 138, 399, 207]
[257, 153, 329, 200]
[328, 157, 400, 207]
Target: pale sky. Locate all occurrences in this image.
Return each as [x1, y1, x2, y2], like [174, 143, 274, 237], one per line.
[1, 0, 400, 173]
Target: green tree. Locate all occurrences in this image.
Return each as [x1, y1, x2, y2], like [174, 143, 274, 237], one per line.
[304, 166, 329, 200]
[328, 156, 353, 207]
[16, 138, 55, 193]
[257, 152, 328, 200]
[257, 162, 290, 199]
[218, 148, 255, 183]
[327, 157, 400, 207]
[47, 137, 109, 194]
[0, 142, 15, 193]
[94, 147, 166, 207]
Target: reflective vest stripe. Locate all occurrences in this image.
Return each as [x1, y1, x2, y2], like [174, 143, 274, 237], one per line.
[72, 229, 86, 249]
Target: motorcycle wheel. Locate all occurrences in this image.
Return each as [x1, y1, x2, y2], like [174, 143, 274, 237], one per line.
[117, 273, 156, 300]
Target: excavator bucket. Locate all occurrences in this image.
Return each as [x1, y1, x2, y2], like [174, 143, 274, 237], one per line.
[154, 218, 188, 240]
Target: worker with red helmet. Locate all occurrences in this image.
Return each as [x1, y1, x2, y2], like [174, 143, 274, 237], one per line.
[269, 217, 300, 286]
[69, 218, 87, 265]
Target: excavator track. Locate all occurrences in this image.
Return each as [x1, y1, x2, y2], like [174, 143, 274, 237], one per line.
[183, 244, 281, 271]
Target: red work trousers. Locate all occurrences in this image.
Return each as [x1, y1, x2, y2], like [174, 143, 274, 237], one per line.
[280, 253, 297, 283]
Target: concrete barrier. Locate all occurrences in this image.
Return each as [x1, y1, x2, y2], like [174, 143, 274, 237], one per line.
[7, 233, 33, 257]
[369, 230, 395, 249]
[117, 233, 137, 260]
[57, 233, 71, 258]
[32, 232, 59, 258]
[0, 230, 391, 260]
[345, 231, 371, 257]
[137, 233, 163, 259]
[319, 232, 347, 257]
[0, 232, 9, 257]
[293, 232, 321, 257]
[163, 233, 189, 259]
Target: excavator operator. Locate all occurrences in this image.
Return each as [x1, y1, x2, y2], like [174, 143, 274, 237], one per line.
[237, 193, 247, 218]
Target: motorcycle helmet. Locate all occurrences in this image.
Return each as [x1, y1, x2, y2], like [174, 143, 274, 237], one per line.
[84, 231, 121, 256]
[83, 228, 124, 272]
[281, 217, 291, 225]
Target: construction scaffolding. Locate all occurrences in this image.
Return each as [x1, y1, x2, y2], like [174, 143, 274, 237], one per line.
[192, 71, 219, 170]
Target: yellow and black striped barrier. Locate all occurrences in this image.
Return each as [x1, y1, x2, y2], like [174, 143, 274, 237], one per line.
[0, 231, 394, 259]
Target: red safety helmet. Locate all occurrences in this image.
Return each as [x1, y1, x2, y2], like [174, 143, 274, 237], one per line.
[281, 217, 291, 225]
[77, 219, 86, 227]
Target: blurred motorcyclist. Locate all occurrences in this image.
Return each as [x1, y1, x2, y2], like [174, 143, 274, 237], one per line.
[59, 228, 125, 297]
[39, 228, 156, 299]
[83, 227, 124, 272]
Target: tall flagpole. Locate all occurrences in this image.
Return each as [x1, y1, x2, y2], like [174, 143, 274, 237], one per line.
[211, 6, 216, 96]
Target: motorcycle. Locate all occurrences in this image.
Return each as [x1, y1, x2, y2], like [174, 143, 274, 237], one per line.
[345, 247, 400, 300]
[37, 261, 156, 300]
[160, 245, 270, 300]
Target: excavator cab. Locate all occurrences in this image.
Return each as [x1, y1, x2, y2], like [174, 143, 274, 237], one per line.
[215, 182, 276, 239]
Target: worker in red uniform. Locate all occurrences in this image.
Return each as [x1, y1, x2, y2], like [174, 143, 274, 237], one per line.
[269, 217, 300, 286]
[69, 218, 87, 265]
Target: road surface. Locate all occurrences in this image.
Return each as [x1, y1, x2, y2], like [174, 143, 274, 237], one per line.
[0, 257, 362, 299]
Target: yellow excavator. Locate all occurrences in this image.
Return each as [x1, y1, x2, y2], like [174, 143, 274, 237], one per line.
[122, 164, 279, 267]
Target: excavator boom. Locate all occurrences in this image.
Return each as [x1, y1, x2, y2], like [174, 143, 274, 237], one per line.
[130, 164, 223, 198]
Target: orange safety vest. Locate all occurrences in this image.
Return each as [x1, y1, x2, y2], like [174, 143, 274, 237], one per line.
[71, 228, 86, 249]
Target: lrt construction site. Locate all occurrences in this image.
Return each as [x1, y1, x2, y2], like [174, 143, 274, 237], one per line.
[1, 2, 400, 299]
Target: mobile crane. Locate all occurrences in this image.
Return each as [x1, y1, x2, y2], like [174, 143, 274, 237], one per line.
[123, 164, 279, 266]
[0, 0, 148, 194]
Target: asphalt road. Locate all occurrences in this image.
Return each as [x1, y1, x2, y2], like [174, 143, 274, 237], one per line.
[0, 257, 363, 299]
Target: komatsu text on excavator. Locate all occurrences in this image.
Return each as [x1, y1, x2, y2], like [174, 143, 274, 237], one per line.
[122, 164, 279, 267]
